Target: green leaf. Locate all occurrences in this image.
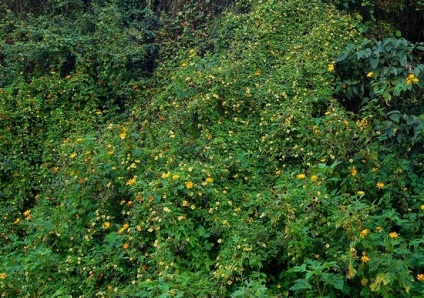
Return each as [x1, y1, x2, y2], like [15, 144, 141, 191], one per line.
[289, 279, 312, 291]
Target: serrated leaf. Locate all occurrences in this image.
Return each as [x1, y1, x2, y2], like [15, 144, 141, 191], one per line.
[289, 279, 312, 291]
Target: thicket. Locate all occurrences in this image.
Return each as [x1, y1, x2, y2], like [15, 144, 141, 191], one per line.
[1, 0, 423, 297]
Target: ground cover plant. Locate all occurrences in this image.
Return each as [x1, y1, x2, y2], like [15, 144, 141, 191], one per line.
[1, 0, 423, 297]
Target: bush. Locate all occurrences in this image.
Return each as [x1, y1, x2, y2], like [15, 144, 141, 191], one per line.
[1, 0, 424, 297]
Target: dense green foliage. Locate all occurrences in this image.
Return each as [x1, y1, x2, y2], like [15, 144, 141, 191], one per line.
[1, 0, 423, 297]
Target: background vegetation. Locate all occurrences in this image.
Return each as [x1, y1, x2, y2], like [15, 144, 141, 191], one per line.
[1, 0, 423, 297]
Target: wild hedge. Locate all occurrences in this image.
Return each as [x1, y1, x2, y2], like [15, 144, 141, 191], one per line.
[1, 0, 423, 297]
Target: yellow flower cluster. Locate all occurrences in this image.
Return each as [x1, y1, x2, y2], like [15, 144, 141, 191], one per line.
[119, 223, 129, 234]
[328, 63, 335, 72]
[360, 229, 369, 238]
[417, 274, 424, 281]
[0, 273, 6, 279]
[406, 73, 419, 85]
[376, 182, 384, 189]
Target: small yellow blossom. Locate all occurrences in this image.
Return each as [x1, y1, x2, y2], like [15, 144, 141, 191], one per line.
[118, 228, 125, 234]
[328, 63, 335, 72]
[103, 222, 110, 229]
[376, 182, 385, 189]
[417, 274, 424, 281]
[351, 166, 357, 176]
[123, 243, 129, 249]
[357, 191, 365, 196]
[310, 175, 318, 182]
[0, 273, 6, 279]
[205, 177, 213, 183]
[161, 172, 170, 178]
[389, 232, 399, 238]
[23, 210, 31, 219]
[189, 49, 196, 58]
[361, 255, 371, 263]
[185, 181, 194, 189]
[70, 153, 77, 159]
[420, 205, 424, 210]
[122, 223, 129, 229]
[126, 177, 137, 186]
[119, 130, 127, 140]
[406, 73, 419, 85]
[359, 117, 367, 131]
[296, 173, 306, 179]
[360, 229, 369, 238]
[366, 71, 374, 78]
[172, 175, 179, 180]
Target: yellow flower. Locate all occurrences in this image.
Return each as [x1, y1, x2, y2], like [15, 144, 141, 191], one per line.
[189, 49, 196, 58]
[351, 166, 357, 176]
[126, 177, 137, 186]
[361, 255, 371, 263]
[205, 177, 213, 183]
[357, 191, 365, 196]
[172, 175, 179, 180]
[417, 274, 424, 281]
[389, 232, 399, 238]
[360, 229, 369, 238]
[0, 273, 6, 279]
[70, 153, 77, 159]
[123, 243, 129, 249]
[122, 223, 129, 230]
[119, 131, 127, 140]
[366, 71, 374, 78]
[161, 172, 170, 178]
[185, 181, 194, 189]
[296, 173, 306, 179]
[118, 228, 125, 234]
[406, 73, 419, 85]
[420, 205, 424, 210]
[23, 210, 31, 218]
[310, 175, 318, 182]
[376, 182, 384, 189]
[103, 222, 110, 229]
[328, 63, 335, 72]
